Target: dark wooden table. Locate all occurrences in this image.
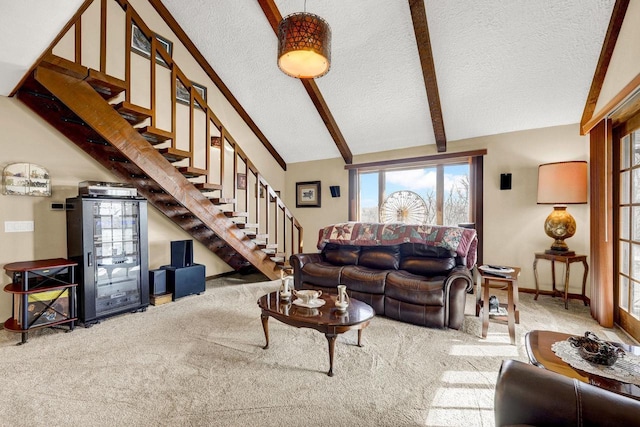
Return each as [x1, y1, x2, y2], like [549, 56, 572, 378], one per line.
[257, 291, 375, 376]
[533, 253, 589, 309]
[525, 330, 640, 400]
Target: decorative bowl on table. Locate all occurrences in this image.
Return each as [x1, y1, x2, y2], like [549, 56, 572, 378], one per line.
[568, 331, 625, 366]
[293, 289, 322, 304]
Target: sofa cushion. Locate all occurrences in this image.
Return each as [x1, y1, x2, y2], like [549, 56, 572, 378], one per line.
[400, 257, 456, 276]
[323, 244, 360, 266]
[385, 270, 445, 306]
[341, 265, 388, 294]
[300, 262, 343, 287]
[358, 246, 400, 270]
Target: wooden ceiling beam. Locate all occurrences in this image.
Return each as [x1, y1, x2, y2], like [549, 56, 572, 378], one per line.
[147, 0, 287, 170]
[409, 0, 447, 152]
[257, 0, 353, 164]
[580, 0, 630, 135]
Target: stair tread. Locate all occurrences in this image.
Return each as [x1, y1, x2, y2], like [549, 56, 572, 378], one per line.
[177, 166, 207, 178]
[263, 243, 279, 249]
[223, 211, 249, 218]
[157, 147, 190, 163]
[86, 69, 126, 100]
[234, 222, 258, 229]
[138, 126, 173, 145]
[194, 182, 223, 192]
[246, 232, 268, 239]
[113, 101, 151, 125]
[210, 198, 235, 205]
[263, 249, 285, 256]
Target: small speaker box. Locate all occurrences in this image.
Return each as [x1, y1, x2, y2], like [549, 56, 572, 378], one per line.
[149, 269, 167, 295]
[500, 173, 512, 190]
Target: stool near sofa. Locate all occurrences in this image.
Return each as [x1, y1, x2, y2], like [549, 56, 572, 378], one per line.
[160, 240, 205, 300]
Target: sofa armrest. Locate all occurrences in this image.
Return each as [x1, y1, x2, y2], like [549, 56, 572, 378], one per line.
[495, 359, 640, 427]
[289, 253, 324, 288]
[446, 265, 473, 292]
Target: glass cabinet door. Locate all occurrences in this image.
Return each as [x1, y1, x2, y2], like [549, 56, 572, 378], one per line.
[92, 200, 141, 314]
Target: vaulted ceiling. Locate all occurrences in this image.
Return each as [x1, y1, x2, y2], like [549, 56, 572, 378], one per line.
[1, 0, 616, 166]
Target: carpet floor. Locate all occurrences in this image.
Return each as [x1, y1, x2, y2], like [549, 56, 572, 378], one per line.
[0, 276, 632, 427]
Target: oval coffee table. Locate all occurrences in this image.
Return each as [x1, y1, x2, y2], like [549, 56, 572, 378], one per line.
[257, 291, 375, 376]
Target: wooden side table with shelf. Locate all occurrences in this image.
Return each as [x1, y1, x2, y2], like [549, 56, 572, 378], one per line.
[533, 253, 588, 309]
[476, 266, 521, 345]
[3, 258, 78, 345]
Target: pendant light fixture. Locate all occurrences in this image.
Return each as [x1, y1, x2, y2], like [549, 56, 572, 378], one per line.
[277, 2, 331, 79]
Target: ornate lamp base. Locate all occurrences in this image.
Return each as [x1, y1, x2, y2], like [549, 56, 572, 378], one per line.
[544, 206, 576, 257]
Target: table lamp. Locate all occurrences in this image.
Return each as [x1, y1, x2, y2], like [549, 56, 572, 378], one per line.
[537, 161, 588, 256]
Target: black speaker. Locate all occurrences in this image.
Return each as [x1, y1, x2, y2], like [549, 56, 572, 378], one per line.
[149, 269, 167, 295]
[171, 240, 194, 268]
[329, 185, 340, 197]
[500, 173, 512, 190]
[161, 264, 205, 300]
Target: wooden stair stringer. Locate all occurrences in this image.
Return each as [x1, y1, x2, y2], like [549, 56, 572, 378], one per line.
[31, 66, 279, 280]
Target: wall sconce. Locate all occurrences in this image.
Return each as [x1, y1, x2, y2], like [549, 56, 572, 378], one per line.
[329, 185, 340, 197]
[537, 161, 588, 255]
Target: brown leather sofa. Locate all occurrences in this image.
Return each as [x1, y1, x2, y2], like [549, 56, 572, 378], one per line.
[495, 359, 640, 426]
[290, 242, 473, 329]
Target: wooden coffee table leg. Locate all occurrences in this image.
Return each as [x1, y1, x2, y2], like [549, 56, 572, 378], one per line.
[261, 313, 270, 350]
[325, 333, 337, 377]
[357, 329, 363, 347]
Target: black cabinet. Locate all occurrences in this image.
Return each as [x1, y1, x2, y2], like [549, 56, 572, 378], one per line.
[66, 196, 149, 325]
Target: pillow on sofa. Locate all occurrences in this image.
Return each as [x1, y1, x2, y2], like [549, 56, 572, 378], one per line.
[359, 246, 400, 270]
[400, 257, 456, 276]
[323, 244, 360, 265]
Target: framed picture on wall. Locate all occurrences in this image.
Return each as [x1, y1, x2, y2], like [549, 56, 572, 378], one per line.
[296, 181, 321, 207]
[131, 24, 172, 67]
[176, 79, 207, 107]
[237, 173, 247, 190]
[2, 163, 51, 196]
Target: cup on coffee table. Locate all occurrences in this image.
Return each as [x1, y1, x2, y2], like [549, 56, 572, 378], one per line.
[293, 289, 322, 304]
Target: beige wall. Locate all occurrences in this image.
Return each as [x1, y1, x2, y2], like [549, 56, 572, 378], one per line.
[594, 0, 640, 114]
[286, 123, 590, 296]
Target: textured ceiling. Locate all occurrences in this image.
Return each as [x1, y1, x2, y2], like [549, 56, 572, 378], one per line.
[1, 0, 616, 165]
[0, 0, 84, 95]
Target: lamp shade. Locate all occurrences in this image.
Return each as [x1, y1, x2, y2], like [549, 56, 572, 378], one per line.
[277, 12, 331, 79]
[537, 161, 588, 205]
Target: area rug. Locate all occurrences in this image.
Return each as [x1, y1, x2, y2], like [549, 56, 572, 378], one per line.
[0, 279, 628, 427]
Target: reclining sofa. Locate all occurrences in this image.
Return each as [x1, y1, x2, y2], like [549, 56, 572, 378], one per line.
[290, 222, 477, 329]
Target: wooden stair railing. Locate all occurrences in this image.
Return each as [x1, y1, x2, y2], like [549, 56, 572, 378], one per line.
[18, 65, 281, 280]
[17, 0, 304, 276]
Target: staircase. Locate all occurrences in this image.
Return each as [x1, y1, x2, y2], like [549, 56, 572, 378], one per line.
[16, 0, 302, 281]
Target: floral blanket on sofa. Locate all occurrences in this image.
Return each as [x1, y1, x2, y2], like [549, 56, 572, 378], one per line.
[317, 222, 477, 269]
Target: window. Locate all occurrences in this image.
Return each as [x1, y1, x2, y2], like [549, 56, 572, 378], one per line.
[357, 162, 470, 226]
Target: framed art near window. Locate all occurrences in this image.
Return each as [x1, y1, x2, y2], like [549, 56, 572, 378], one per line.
[296, 181, 321, 207]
